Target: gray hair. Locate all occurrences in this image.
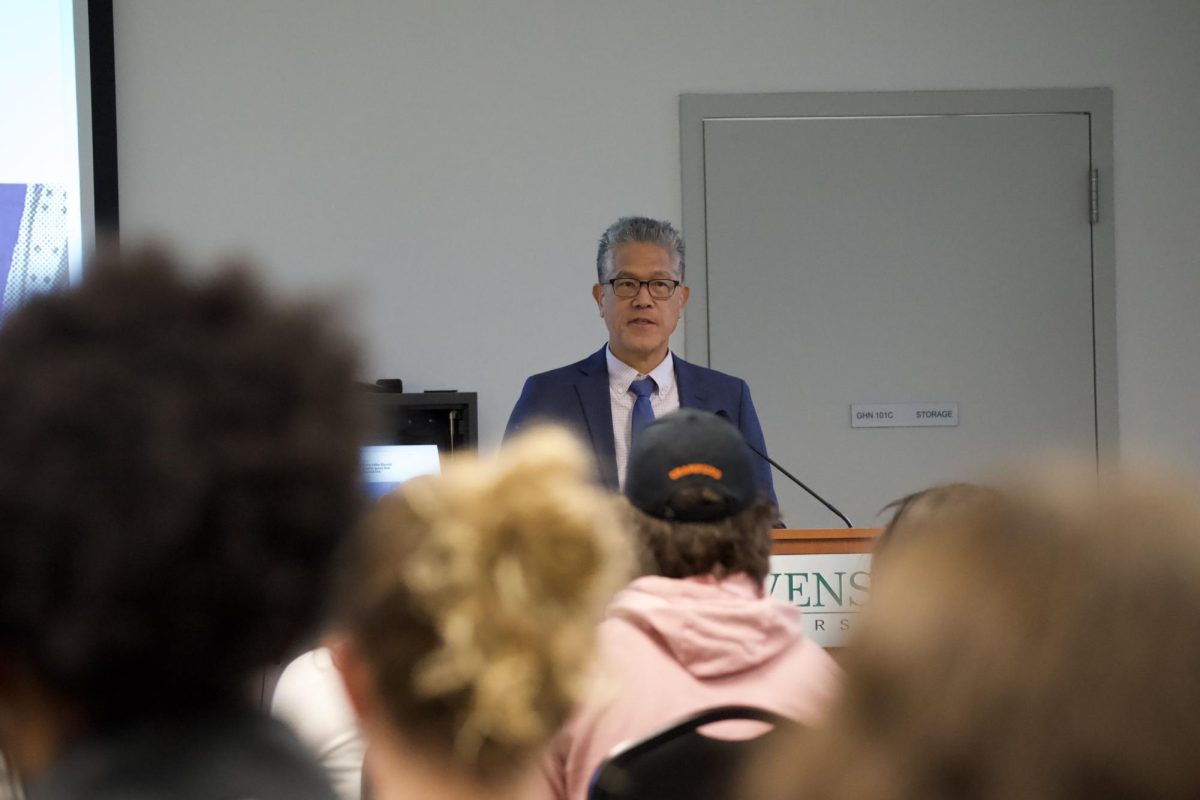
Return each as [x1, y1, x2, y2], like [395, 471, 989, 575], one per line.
[596, 217, 685, 282]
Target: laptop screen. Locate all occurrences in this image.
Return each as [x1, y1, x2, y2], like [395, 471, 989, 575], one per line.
[361, 444, 441, 501]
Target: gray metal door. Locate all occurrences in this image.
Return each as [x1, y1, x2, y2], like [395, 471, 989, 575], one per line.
[682, 91, 1116, 528]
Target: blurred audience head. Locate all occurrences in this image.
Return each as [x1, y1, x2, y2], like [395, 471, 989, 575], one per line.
[873, 482, 998, 565]
[0, 247, 364, 774]
[333, 427, 631, 796]
[758, 462, 1200, 800]
[623, 408, 776, 582]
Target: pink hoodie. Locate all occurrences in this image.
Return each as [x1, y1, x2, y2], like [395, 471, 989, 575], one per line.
[533, 574, 840, 800]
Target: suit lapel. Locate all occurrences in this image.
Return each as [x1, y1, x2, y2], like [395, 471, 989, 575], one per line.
[675, 355, 719, 414]
[574, 347, 619, 489]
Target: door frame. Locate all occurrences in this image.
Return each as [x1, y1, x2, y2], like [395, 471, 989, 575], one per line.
[679, 88, 1117, 458]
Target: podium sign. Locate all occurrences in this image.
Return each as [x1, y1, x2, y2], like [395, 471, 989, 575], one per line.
[767, 553, 870, 647]
[768, 529, 879, 648]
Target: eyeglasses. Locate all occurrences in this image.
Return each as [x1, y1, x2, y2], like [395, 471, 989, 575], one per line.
[605, 278, 682, 300]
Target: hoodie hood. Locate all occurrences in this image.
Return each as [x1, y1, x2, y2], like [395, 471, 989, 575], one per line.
[606, 574, 806, 678]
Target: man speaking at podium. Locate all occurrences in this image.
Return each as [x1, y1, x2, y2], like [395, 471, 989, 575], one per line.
[505, 216, 777, 505]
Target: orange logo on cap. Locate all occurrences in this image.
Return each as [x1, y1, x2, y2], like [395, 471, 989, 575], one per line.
[667, 463, 723, 481]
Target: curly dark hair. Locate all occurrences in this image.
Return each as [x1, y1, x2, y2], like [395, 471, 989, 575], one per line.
[627, 492, 776, 583]
[0, 248, 365, 720]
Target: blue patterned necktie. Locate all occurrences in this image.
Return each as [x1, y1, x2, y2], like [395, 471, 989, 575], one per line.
[629, 377, 657, 444]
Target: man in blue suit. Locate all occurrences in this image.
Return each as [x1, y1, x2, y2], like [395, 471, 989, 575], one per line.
[505, 216, 778, 506]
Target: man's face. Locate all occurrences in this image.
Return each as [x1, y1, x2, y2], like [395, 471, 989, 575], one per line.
[592, 241, 690, 368]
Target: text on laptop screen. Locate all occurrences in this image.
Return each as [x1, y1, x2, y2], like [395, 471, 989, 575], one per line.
[361, 445, 441, 501]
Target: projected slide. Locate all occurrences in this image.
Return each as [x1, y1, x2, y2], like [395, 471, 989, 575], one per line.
[361, 445, 442, 501]
[0, 1, 85, 321]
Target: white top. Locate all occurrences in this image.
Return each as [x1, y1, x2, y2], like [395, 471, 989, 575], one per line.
[271, 647, 365, 800]
[606, 346, 680, 488]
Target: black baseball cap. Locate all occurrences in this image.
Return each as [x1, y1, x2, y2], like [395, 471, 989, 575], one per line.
[624, 409, 758, 522]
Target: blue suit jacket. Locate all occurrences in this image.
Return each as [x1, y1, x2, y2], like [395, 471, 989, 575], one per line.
[504, 347, 778, 505]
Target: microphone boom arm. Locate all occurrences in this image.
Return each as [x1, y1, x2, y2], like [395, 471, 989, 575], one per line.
[714, 410, 854, 528]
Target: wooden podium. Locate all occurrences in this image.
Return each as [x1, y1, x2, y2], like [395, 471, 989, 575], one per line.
[771, 528, 880, 555]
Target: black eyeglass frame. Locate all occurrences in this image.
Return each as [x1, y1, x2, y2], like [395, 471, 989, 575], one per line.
[604, 278, 683, 300]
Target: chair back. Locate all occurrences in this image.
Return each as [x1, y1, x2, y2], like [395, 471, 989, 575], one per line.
[587, 705, 798, 800]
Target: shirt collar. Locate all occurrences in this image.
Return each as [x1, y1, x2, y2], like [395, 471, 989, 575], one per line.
[606, 345, 675, 395]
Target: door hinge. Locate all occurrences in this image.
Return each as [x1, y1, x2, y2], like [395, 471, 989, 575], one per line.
[1089, 168, 1099, 225]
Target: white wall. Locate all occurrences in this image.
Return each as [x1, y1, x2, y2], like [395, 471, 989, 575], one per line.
[112, 0, 1200, 466]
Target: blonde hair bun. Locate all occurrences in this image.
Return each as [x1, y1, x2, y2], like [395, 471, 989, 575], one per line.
[348, 425, 631, 777]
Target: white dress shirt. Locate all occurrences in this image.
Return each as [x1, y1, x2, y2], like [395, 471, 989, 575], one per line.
[271, 648, 365, 800]
[607, 346, 680, 488]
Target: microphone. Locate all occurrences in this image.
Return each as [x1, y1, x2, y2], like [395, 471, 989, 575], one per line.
[717, 410, 854, 528]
